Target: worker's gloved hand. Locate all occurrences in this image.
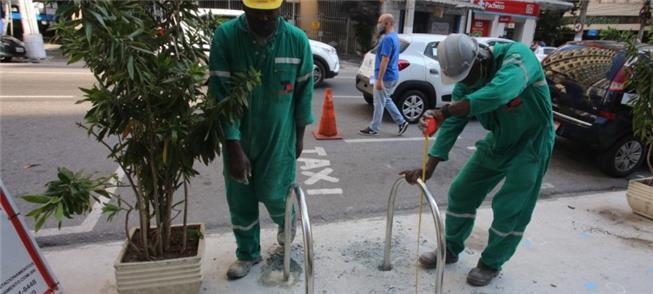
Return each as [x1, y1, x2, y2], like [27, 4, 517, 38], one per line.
[419, 109, 445, 131]
[226, 140, 252, 185]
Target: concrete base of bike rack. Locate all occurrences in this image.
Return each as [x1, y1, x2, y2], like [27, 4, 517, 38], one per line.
[45, 191, 652, 293]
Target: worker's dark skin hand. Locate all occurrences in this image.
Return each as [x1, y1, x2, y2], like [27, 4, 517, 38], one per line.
[400, 156, 441, 185]
[296, 126, 306, 159]
[226, 140, 251, 183]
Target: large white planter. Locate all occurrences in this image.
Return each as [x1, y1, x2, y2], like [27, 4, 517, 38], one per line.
[627, 177, 653, 220]
[114, 224, 205, 294]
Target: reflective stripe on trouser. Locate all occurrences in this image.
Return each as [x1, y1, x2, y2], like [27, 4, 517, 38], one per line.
[224, 156, 295, 261]
[444, 150, 550, 270]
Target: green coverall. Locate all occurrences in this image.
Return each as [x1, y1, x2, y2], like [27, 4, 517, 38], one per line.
[208, 15, 314, 261]
[430, 42, 555, 270]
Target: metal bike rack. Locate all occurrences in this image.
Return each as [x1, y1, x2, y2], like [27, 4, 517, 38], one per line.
[381, 177, 446, 294]
[283, 183, 314, 294]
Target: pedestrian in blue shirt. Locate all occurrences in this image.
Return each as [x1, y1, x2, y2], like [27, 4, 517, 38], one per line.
[360, 14, 408, 136]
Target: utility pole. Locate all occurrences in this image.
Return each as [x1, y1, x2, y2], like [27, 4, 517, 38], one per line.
[403, 0, 415, 34]
[639, 0, 651, 42]
[574, 0, 588, 41]
[17, 0, 46, 60]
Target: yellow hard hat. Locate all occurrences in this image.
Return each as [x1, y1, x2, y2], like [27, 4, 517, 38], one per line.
[242, 0, 283, 10]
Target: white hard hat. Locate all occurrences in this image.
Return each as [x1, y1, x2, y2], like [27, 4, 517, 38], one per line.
[437, 34, 480, 84]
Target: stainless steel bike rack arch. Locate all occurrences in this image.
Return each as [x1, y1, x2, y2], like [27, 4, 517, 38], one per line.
[380, 177, 445, 294]
[283, 183, 314, 294]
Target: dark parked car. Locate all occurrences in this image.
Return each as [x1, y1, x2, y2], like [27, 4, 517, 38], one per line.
[0, 35, 26, 62]
[543, 40, 650, 177]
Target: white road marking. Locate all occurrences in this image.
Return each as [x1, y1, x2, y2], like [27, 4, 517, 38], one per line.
[307, 188, 343, 195]
[541, 182, 555, 189]
[302, 168, 339, 185]
[0, 95, 76, 99]
[333, 95, 363, 99]
[297, 158, 331, 170]
[34, 167, 125, 237]
[344, 137, 436, 143]
[301, 146, 327, 156]
[467, 146, 477, 151]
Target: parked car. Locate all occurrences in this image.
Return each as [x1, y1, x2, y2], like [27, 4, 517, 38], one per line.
[543, 40, 651, 177]
[475, 37, 514, 47]
[355, 34, 512, 123]
[197, 8, 339, 87]
[0, 35, 27, 62]
[534, 46, 557, 62]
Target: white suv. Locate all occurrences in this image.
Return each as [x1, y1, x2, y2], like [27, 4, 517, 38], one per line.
[356, 34, 513, 123]
[199, 8, 339, 86]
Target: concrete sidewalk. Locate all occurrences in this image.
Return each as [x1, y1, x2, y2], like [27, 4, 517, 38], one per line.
[43, 191, 653, 293]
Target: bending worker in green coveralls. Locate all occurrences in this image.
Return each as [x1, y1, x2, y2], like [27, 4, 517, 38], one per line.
[402, 34, 555, 287]
[208, 0, 314, 280]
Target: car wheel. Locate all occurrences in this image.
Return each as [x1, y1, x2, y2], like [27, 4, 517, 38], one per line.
[363, 93, 373, 105]
[313, 59, 326, 87]
[599, 136, 645, 177]
[396, 89, 427, 123]
[0, 56, 11, 62]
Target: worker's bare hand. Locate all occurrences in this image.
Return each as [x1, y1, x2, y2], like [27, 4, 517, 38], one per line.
[295, 141, 304, 159]
[399, 168, 433, 185]
[399, 157, 440, 185]
[227, 141, 251, 184]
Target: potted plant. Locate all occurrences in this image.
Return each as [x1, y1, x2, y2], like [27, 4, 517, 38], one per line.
[22, 1, 259, 293]
[624, 31, 653, 219]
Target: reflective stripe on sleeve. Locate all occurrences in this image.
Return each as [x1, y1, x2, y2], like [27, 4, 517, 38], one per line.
[297, 72, 312, 83]
[534, 79, 548, 87]
[503, 56, 529, 84]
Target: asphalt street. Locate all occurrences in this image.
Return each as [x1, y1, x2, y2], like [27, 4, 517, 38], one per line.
[1, 60, 649, 247]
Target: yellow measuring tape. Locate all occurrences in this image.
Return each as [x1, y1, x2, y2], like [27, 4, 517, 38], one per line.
[415, 133, 429, 293]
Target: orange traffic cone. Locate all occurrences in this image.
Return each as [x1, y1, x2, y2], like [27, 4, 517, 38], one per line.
[313, 88, 342, 140]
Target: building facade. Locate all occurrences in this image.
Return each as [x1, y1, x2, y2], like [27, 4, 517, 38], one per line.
[382, 0, 573, 45]
[564, 0, 646, 39]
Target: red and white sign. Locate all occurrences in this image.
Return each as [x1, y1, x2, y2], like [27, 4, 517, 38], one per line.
[474, 0, 541, 17]
[471, 19, 491, 37]
[499, 16, 513, 23]
[1, 181, 60, 294]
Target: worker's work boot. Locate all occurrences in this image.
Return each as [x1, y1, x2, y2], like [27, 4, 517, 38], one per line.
[277, 216, 297, 246]
[226, 256, 262, 280]
[466, 260, 500, 287]
[418, 249, 459, 269]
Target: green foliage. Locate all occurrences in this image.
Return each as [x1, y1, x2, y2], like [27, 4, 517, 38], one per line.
[623, 34, 653, 172]
[533, 11, 574, 46]
[600, 27, 636, 41]
[23, 0, 260, 260]
[22, 168, 115, 231]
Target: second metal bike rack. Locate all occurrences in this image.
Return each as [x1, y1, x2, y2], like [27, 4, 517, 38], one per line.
[380, 177, 446, 294]
[283, 183, 314, 294]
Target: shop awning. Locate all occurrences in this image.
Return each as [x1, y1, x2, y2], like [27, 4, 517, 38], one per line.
[405, 0, 485, 10]
[536, 0, 574, 11]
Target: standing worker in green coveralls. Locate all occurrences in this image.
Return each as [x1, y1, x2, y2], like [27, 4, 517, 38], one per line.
[401, 34, 555, 287]
[208, 0, 314, 280]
